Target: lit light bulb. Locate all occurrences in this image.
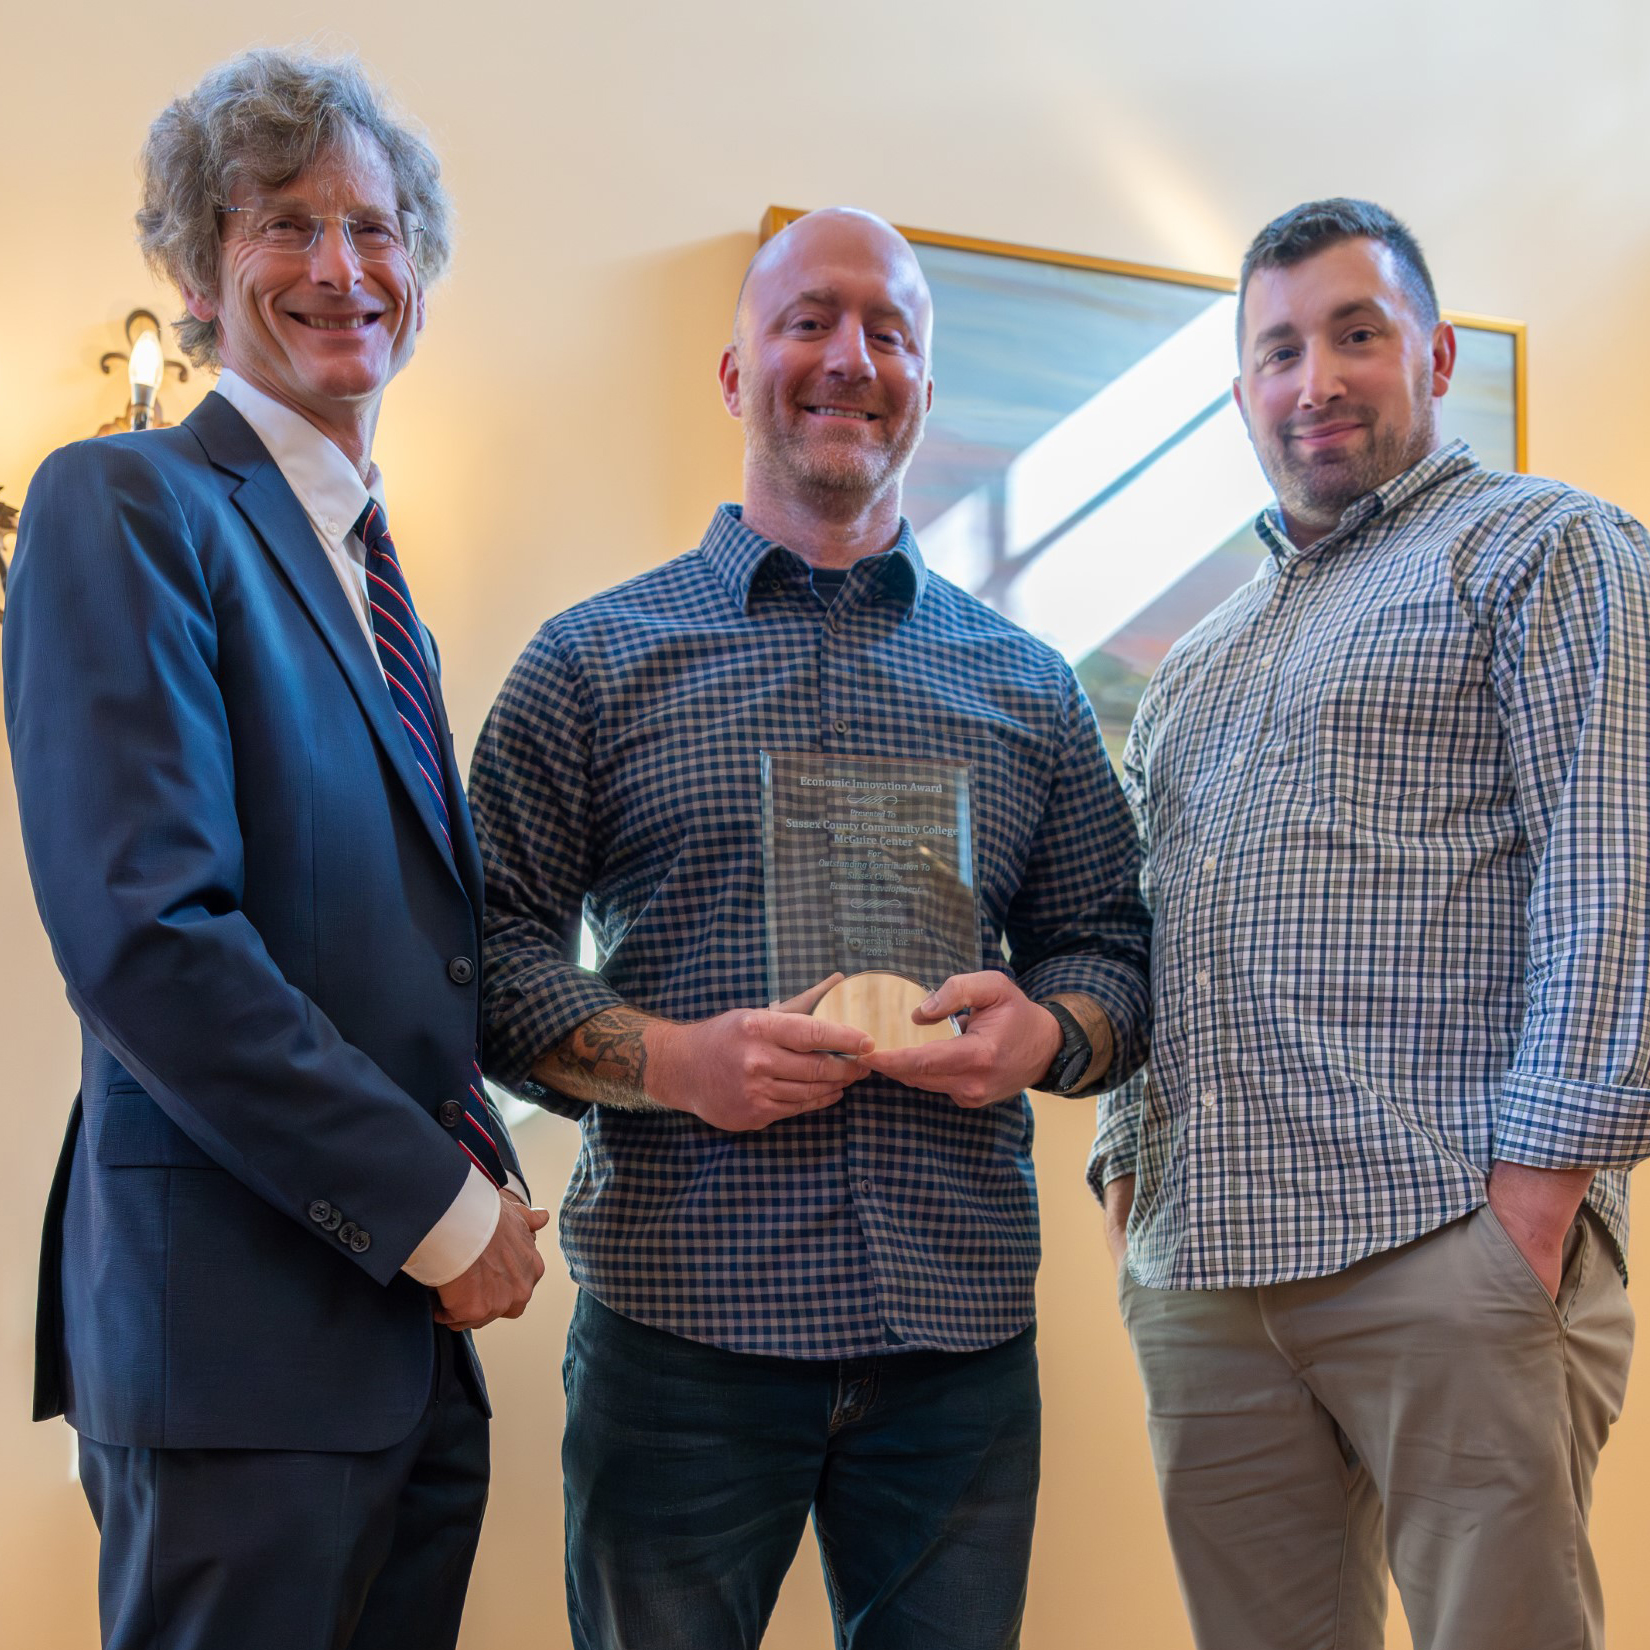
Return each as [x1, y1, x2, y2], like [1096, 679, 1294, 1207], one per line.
[128, 327, 165, 430]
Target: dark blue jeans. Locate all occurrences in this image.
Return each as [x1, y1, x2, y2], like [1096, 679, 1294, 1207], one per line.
[563, 1292, 1040, 1650]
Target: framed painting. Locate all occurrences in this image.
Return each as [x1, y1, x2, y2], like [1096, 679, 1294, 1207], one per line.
[760, 207, 1526, 761]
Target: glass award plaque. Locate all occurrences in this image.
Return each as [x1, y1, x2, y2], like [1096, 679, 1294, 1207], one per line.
[761, 751, 979, 1049]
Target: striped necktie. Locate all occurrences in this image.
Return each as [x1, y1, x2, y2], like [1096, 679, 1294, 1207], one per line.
[354, 502, 507, 1192]
[356, 500, 452, 857]
[460, 1055, 508, 1191]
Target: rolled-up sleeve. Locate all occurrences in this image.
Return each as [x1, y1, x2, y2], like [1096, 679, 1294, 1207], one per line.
[1009, 670, 1151, 1091]
[1490, 507, 1650, 1170]
[1086, 682, 1157, 1190]
[469, 627, 622, 1113]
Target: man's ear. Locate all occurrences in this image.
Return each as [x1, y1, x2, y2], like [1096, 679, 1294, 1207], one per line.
[182, 286, 218, 324]
[718, 345, 742, 419]
[1231, 375, 1249, 432]
[1429, 320, 1457, 400]
[925, 378, 933, 414]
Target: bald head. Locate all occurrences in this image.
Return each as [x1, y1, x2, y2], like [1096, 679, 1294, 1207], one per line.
[718, 206, 935, 550]
[733, 207, 933, 355]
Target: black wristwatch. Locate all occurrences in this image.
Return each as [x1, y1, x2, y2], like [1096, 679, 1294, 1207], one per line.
[1036, 1000, 1092, 1094]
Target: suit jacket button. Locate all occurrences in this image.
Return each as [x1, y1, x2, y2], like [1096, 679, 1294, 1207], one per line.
[447, 955, 476, 985]
[439, 1100, 462, 1128]
[338, 1220, 358, 1244]
[350, 1230, 372, 1254]
[324, 1207, 344, 1232]
[309, 1199, 332, 1225]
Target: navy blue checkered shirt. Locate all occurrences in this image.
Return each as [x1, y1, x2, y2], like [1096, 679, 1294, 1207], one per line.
[472, 505, 1151, 1356]
[1091, 442, 1650, 1287]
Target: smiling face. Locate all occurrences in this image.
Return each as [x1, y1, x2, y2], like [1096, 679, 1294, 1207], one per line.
[720, 210, 933, 529]
[185, 132, 424, 467]
[1234, 237, 1455, 546]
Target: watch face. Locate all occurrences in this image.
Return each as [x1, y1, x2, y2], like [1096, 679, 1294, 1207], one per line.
[1054, 1050, 1087, 1093]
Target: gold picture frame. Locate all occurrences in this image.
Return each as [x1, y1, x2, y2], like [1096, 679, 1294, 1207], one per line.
[759, 206, 1526, 755]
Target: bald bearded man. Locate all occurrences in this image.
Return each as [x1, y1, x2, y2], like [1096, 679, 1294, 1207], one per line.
[469, 209, 1151, 1649]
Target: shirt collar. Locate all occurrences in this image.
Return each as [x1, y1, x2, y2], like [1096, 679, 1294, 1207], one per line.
[699, 503, 929, 617]
[1255, 437, 1479, 562]
[212, 368, 386, 553]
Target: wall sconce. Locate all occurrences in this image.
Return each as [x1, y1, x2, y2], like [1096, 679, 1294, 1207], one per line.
[99, 309, 188, 435]
[0, 486, 16, 626]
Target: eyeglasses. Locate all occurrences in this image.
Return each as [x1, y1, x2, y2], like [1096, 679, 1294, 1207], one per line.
[220, 206, 424, 264]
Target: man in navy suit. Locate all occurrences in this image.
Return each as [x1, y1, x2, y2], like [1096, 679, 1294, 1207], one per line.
[3, 49, 546, 1649]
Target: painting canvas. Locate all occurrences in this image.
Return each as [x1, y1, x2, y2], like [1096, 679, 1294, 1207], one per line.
[761, 208, 1525, 762]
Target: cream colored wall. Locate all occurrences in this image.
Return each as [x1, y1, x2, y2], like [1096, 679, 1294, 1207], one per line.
[4, 4, 1648, 1646]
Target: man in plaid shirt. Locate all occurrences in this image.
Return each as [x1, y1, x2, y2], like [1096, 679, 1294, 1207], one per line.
[1093, 198, 1648, 1650]
[471, 207, 1150, 1649]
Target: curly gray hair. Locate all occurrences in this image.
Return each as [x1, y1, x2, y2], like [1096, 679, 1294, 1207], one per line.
[137, 49, 453, 368]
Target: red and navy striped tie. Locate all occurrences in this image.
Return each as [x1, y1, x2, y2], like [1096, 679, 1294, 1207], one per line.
[357, 499, 453, 858]
[355, 502, 507, 1192]
[461, 1055, 508, 1191]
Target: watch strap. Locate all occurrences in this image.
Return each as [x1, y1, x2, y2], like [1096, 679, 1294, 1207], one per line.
[1037, 1000, 1092, 1094]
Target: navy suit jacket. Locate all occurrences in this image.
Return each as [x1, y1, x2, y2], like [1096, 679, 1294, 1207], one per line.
[3, 392, 522, 1452]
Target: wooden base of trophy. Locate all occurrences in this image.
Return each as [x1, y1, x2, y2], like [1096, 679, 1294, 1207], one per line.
[811, 970, 959, 1051]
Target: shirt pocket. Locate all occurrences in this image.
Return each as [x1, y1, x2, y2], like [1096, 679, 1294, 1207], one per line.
[1307, 591, 1492, 831]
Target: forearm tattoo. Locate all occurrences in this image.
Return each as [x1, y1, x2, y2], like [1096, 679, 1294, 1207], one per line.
[537, 1006, 665, 1111]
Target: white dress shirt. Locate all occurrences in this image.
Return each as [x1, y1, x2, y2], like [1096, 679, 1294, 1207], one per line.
[213, 369, 510, 1288]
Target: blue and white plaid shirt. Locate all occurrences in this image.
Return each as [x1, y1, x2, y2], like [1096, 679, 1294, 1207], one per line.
[1090, 441, 1650, 1289]
[473, 505, 1151, 1357]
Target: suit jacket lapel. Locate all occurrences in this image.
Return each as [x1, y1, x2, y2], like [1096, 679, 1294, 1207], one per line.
[184, 394, 465, 890]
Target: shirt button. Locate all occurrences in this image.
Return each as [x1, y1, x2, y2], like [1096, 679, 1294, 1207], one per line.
[323, 518, 339, 535]
[1201, 1090, 1217, 1109]
[1202, 855, 1217, 874]
[447, 956, 476, 985]
[1195, 968, 1211, 988]
[858, 1178, 873, 1195]
[829, 615, 843, 633]
[833, 719, 849, 736]
[1230, 750, 1244, 767]
[1259, 654, 1274, 668]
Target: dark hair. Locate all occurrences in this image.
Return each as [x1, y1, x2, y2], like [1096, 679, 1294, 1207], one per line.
[1236, 198, 1438, 348]
[137, 49, 453, 368]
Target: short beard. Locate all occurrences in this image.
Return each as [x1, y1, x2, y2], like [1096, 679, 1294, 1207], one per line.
[746, 409, 925, 515]
[1268, 369, 1438, 531]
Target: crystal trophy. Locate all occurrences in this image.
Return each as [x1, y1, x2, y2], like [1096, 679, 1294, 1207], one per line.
[760, 751, 979, 1049]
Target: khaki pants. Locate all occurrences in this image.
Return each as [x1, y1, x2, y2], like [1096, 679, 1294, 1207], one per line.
[1121, 1206, 1634, 1650]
